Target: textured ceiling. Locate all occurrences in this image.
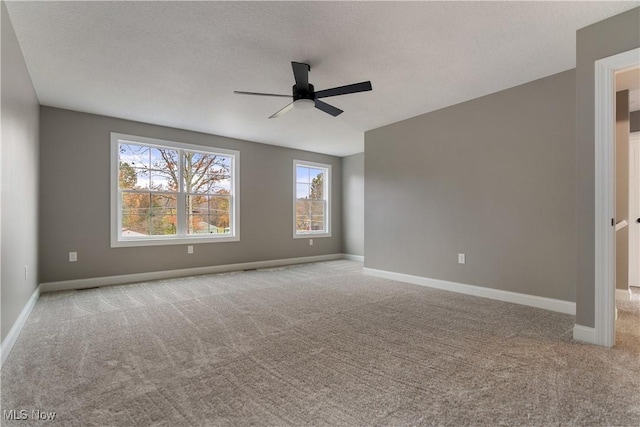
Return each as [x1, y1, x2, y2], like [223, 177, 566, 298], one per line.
[5, 1, 638, 156]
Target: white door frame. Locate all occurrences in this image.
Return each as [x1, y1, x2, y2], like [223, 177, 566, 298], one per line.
[594, 48, 640, 347]
[630, 132, 640, 290]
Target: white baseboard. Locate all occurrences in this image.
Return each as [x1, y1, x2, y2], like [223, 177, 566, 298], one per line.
[573, 324, 597, 344]
[362, 267, 576, 315]
[615, 288, 631, 302]
[1, 285, 41, 369]
[342, 254, 364, 262]
[40, 254, 345, 293]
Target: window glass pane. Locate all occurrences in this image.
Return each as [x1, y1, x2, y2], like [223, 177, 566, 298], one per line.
[295, 198, 311, 232]
[309, 171, 324, 200]
[150, 148, 178, 191]
[296, 199, 325, 233]
[121, 192, 176, 236]
[309, 200, 325, 231]
[308, 168, 324, 180]
[119, 143, 150, 190]
[118, 161, 138, 190]
[296, 183, 310, 199]
[150, 171, 172, 191]
[121, 192, 151, 236]
[120, 143, 149, 168]
[296, 166, 324, 200]
[187, 194, 231, 235]
[184, 151, 232, 194]
[207, 155, 232, 193]
[296, 166, 311, 184]
[134, 169, 150, 190]
[149, 194, 177, 235]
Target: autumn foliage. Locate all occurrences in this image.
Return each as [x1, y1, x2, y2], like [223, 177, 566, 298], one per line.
[118, 144, 232, 236]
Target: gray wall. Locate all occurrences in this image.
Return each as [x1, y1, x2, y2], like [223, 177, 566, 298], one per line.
[1, 2, 40, 342]
[576, 7, 640, 327]
[365, 70, 576, 302]
[342, 153, 364, 257]
[616, 90, 630, 290]
[39, 107, 342, 283]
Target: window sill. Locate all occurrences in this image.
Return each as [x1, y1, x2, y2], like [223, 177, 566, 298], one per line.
[111, 235, 239, 248]
[293, 232, 332, 239]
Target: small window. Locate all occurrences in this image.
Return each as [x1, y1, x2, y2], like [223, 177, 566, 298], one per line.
[111, 133, 239, 247]
[294, 160, 331, 238]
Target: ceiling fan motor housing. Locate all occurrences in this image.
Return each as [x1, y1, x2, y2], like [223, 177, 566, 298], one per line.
[293, 84, 314, 101]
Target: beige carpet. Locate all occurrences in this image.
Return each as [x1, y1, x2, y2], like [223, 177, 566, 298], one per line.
[1, 260, 639, 426]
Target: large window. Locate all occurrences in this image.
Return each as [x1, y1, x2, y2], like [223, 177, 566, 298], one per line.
[294, 160, 331, 238]
[111, 133, 239, 247]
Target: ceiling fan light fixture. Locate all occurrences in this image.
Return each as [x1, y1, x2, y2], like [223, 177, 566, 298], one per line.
[293, 99, 315, 110]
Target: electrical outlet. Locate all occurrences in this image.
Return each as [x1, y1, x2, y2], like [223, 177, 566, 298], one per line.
[187, 245, 194, 254]
[458, 253, 465, 264]
[69, 252, 77, 262]
[25, 265, 28, 280]
[309, 239, 314, 246]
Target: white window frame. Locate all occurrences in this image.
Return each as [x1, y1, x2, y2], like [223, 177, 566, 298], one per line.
[110, 132, 240, 247]
[293, 159, 331, 239]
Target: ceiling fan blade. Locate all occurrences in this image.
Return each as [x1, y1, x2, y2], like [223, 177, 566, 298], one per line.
[315, 81, 372, 99]
[292, 62, 310, 92]
[234, 91, 292, 98]
[314, 100, 343, 117]
[268, 102, 294, 119]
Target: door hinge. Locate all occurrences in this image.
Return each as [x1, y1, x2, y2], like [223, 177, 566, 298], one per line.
[612, 218, 615, 226]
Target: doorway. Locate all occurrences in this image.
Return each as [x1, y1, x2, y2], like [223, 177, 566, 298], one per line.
[594, 48, 640, 348]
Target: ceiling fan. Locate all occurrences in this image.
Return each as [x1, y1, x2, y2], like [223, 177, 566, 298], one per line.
[234, 62, 372, 119]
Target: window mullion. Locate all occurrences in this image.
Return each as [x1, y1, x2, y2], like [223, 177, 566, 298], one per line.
[117, 188, 123, 236]
[176, 150, 186, 237]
